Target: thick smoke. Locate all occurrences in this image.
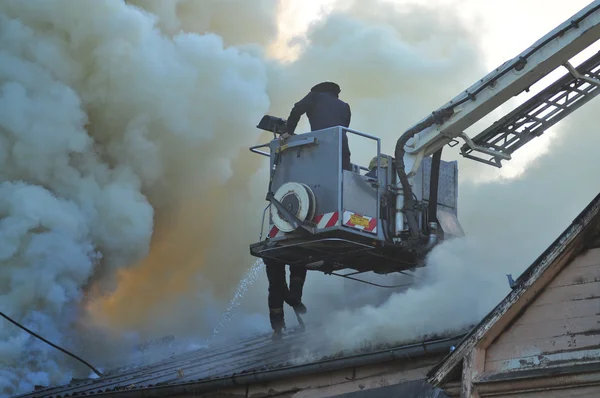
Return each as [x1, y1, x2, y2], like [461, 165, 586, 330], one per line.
[84, 0, 280, 339]
[1, 0, 598, 396]
[0, 0, 272, 394]
[87, 0, 489, 342]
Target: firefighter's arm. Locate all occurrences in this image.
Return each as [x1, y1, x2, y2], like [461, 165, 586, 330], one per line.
[285, 92, 315, 135]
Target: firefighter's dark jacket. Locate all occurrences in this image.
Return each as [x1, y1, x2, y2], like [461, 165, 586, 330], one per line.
[286, 91, 352, 157]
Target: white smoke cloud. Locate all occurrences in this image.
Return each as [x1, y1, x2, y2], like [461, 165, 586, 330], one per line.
[2, 0, 599, 396]
[0, 0, 271, 395]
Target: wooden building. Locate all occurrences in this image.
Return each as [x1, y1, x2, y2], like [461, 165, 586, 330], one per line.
[429, 192, 600, 397]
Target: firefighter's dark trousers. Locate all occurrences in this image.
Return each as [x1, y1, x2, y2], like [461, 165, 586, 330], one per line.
[342, 152, 352, 172]
[264, 258, 307, 330]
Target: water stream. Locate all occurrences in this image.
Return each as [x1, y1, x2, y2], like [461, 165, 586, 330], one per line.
[209, 259, 265, 341]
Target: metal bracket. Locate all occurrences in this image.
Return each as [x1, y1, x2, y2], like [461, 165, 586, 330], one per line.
[459, 132, 512, 161]
[249, 142, 270, 157]
[564, 61, 600, 87]
[448, 139, 460, 148]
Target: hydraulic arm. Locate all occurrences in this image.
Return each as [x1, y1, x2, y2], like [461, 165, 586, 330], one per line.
[397, 0, 600, 240]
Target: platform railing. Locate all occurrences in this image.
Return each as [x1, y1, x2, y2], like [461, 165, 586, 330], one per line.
[340, 127, 382, 223]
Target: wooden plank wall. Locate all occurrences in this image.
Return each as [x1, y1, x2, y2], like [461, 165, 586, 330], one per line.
[485, 248, 600, 373]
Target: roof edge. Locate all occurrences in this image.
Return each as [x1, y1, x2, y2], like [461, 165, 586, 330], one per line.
[86, 335, 465, 398]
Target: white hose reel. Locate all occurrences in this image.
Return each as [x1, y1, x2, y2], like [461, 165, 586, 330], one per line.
[271, 182, 316, 232]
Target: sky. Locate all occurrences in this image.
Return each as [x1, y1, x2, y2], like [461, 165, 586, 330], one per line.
[277, 0, 593, 69]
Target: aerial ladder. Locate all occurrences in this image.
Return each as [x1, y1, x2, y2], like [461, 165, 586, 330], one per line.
[248, 1, 600, 286]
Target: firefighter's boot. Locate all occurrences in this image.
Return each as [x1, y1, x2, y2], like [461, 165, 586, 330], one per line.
[271, 328, 283, 341]
[286, 276, 307, 314]
[269, 308, 285, 341]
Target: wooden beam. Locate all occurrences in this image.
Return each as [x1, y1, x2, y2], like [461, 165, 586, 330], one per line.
[471, 348, 485, 378]
[461, 350, 482, 398]
[474, 368, 600, 396]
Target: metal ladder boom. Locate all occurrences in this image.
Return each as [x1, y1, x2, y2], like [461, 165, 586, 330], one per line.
[404, 1, 600, 165]
[461, 50, 600, 167]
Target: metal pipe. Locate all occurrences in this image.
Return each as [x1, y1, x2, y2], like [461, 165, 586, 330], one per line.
[428, 149, 442, 224]
[393, 154, 406, 238]
[343, 126, 381, 141]
[259, 204, 270, 241]
[395, 115, 446, 240]
[97, 335, 466, 398]
[426, 222, 439, 250]
[395, 178, 405, 237]
[376, 136, 381, 223]
[249, 142, 271, 157]
[338, 127, 343, 220]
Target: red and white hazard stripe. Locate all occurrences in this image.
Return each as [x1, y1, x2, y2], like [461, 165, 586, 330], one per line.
[268, 211, 339, 238]
[312, 212, 339, 229]
[268, 225, 285, 238]
[342, 210, 377, 234]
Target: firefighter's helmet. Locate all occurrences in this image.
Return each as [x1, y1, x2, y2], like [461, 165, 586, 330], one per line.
[368, 156, 389, 170]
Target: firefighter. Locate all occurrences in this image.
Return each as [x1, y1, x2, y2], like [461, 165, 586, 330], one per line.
[265, 82, 351, 341]
[264, 259, 307, 340]
[280, 81, 353, 171]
